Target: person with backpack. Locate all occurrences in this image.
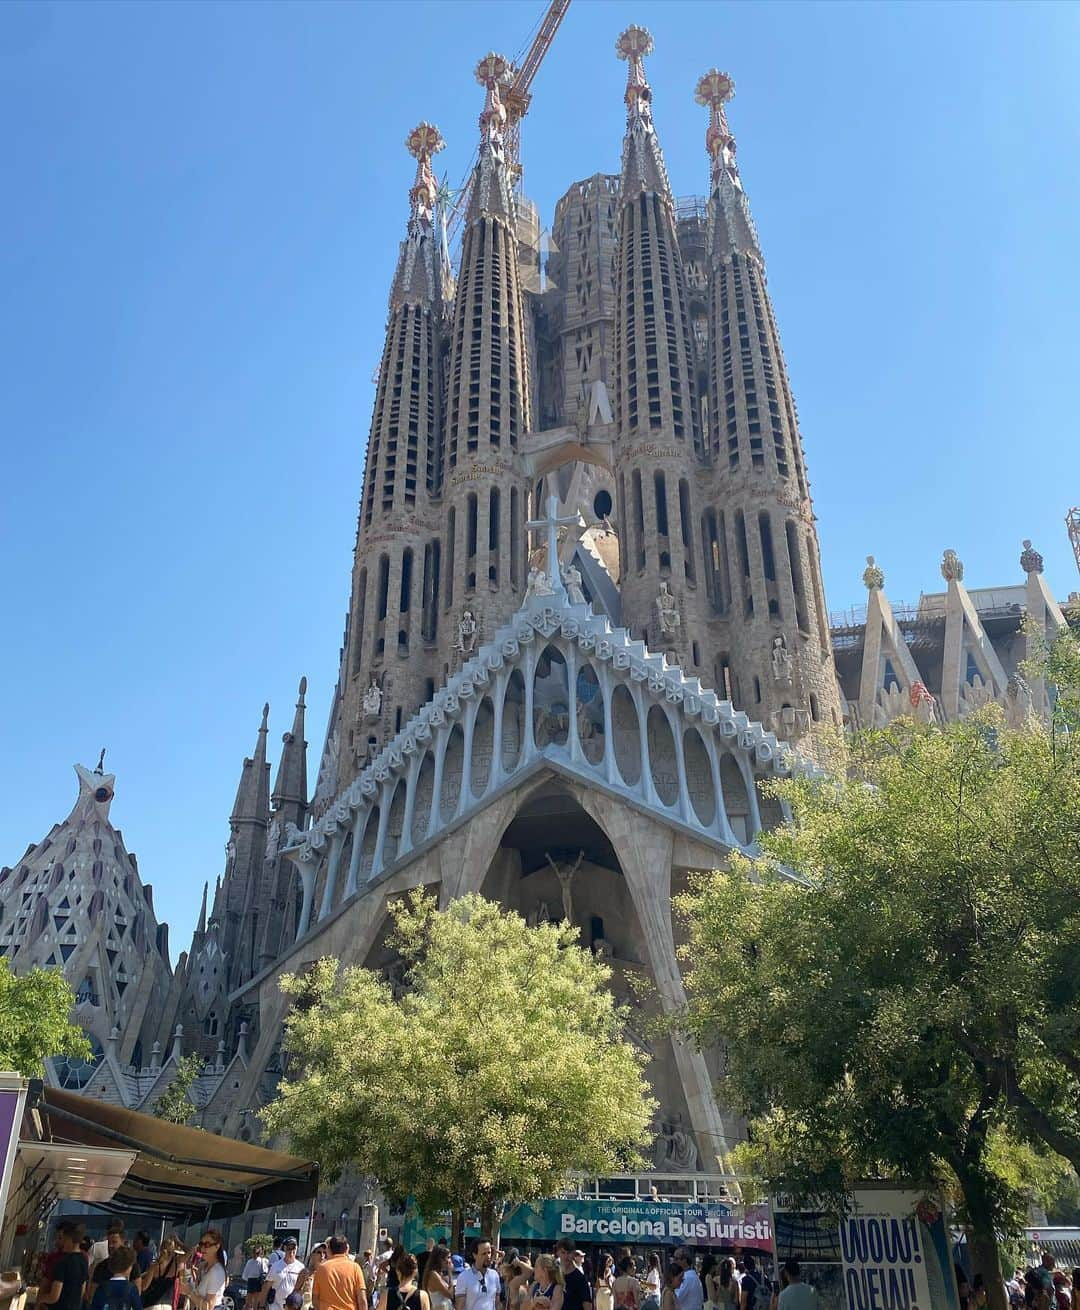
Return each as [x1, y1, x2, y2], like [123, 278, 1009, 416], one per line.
[737, 1258, 769, 1310]
[384, 1256, 427, 1310]
[91, 1248, 142, 1310]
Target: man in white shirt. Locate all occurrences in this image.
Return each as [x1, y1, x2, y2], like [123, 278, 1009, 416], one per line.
[672, 1251, 704, 1310]
[268, 1240, 306, 1306]
[454, 1240, 498, 1310]
[268, 1243, 286, 1277]
[776, 1262, 818, 1310]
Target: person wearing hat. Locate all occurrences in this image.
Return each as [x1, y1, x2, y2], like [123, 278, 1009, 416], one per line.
[267, 1242, 306, 1309]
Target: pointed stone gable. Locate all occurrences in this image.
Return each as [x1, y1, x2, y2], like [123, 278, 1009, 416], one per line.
[0, 762, 172, 1075]
[283, 584, 820, 938]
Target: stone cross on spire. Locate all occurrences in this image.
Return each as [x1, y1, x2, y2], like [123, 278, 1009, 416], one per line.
[476, 52, 511, 146]
[405, 121, 445, 229]
[695, 69, 738, 190]
[616, 25, 654, 124]
[526, 494, 582, 602]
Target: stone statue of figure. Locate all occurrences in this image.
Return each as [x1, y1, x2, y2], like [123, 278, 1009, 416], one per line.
[563, 563, 586, 605]
[668, 1114, 699, 1171]
[576, 697, 594, 741]
[655, 580, 680, 636]
[363, 678, 382, 720]
[546, 850, 584, 925]
[265, 818, 280, 860]
[1005, 672, 1034, 729]
[770, 634, 792, 685]
[455, 608, 478, 654]
[525, 567, 554, 600]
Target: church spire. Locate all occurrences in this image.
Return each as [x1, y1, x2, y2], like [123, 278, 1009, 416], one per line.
[195, 880, 208, 936]
[610, 24, 703, 653]
[616, 26, 672, 202]
[695, 69, 760, 260]
[271, 676, 308, 819]
[388, 122, 447, 310]
[696, 67, 842, 741]
[230, 703, 270, 825]
[466, 53, 515, 226]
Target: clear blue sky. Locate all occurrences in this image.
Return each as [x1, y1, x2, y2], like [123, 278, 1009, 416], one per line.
[2, 0, 1078, 959]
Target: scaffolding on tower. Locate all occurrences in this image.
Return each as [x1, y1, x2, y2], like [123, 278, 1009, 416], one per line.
[1068, 506, 1080, 575]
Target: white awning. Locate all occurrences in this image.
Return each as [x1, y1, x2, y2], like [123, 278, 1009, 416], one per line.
[16, 1143, 137, 1205]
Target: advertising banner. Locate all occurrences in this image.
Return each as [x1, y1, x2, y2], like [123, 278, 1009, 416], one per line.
[403, 1197, 773, 1252]
[838, 1191, 960, 1310]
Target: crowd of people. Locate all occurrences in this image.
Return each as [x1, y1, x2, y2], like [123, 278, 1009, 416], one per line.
[29, 1220, 1080, 1310]
[1002, 1253, 1079, 1310]
[32, 1219, 223, 1310]
[346, 1236, 814, 1310]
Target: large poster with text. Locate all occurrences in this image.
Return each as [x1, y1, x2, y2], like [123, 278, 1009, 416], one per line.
[839, 1191, 959, 1310]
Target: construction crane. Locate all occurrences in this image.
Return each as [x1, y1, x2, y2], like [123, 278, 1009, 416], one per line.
[443, 0, 571, 253]
[1068, 506, 1080, 575]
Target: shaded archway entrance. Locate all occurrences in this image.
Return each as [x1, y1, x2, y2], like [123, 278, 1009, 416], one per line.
[478, 783, 701, 1171]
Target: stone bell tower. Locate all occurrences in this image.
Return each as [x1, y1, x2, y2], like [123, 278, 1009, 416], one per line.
[696, 68, 842, 738]
[341, 122, 451, 784]
[611, 27, 707, 670]
[437, 54, 533, 677]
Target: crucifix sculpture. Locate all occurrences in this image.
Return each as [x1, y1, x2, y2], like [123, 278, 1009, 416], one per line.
[526, 494, 583, 602]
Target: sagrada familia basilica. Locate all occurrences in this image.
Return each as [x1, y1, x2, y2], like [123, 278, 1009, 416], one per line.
[1, 19, 1072, 1193]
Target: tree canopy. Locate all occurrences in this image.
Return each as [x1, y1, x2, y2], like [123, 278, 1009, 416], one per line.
[0, 957, 91, 1077]
[263, 891, 655, 1235]
[677, 629, 1080, 1308]
[151, 1053, 204, 1125]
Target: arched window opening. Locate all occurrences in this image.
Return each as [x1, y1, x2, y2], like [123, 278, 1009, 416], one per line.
[444, 507, 456, 610]
[400, 548, 413, 613]
[758, 512, 777, 582]
[679, 479, 696, 583]
[488, 487, 500, 585]
[734, 511, 753, 617]
[786, 520, 810, 634]
[376, 554, 390, 621]
[632, 470, 646, 572]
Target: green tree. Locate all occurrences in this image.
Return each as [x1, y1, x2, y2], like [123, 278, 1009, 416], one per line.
[678, 632, 1080, 1310]
[0, 958, 90, 1076]
[151, 1053, 204, 1125]
[263, 892, 655, 1241]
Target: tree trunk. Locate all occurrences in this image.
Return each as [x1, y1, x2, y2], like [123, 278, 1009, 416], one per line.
[451, 1206, 465, 1255]
[479, 1196, 498, 1246]
[958, 1167, 1007, 1310]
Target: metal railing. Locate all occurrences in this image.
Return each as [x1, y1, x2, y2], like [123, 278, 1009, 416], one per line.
[564, 1173, 735, 1203]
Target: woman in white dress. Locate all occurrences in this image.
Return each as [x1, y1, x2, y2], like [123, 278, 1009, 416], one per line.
[422, 1246, 454, 1310]
[594, 1256, 615, 1310]
[183, 1231, 228, 1310]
